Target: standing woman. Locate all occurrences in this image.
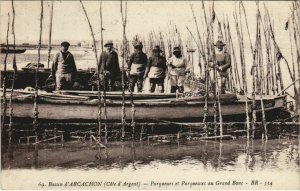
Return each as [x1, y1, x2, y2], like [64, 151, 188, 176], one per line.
[167, 47, 190, 93]
[144, 46, 167, 93]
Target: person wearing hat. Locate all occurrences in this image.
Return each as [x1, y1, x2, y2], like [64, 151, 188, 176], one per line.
[210, 40, 231, 94]
[50, 41, 77, 90]
[144, 46, 167, 93]
[127, 41, 148, 92]
[98, 40, 121, 91]
[167, 47, 190, 93]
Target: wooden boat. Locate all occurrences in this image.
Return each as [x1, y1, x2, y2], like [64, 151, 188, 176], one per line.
[1, 90, 287, 122]
[54, 90, 182, 100]
[1, 69, 126, 91]
[1, 48, 26, 54]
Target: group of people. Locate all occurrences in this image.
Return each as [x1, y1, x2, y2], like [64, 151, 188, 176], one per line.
[99, 40, 190, 93]
[50, 39, 231, 94]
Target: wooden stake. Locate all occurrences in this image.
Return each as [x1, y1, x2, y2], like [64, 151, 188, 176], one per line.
[8, 0, 17, 146]
[189, 1, 209, 73]
[233, 10, 250, 138]
[256, 4, 268, 141]
[46, 0, 53, 69]
[79, 0, 104, 143]
[99, 0, 104, 53]
[1, 13, 10, 130]
[227, 22, 242, 93]
[264, 4, 295, 84]
[261, 13, 275, 95]
[33, 0, 43, 144]
[189, 1, 210, 135]
[250, 2, 261, 140]
[120, 0, 128, 140]
[99, 0, 104, 143]
[91, 135, 107, 148]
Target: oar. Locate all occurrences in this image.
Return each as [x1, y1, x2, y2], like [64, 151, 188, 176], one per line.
[276, 78, 300, 96]
[1, 89, 89, 100]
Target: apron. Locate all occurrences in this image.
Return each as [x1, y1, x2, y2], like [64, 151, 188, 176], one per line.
[148, 66, 165, 79]
[130, 63, 145, 76]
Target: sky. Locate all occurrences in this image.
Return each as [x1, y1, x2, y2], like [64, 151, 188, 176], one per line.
[0, 1, 293, 46]
[0, 1, 297, 95]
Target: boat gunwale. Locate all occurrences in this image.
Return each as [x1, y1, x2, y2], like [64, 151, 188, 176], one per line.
[6, 94, 286, 107]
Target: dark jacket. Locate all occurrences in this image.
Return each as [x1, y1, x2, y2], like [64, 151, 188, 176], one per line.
[145, 55, 167, 79]
[51, 51, 77, 76]
[99, 50, 121, 77]
[128, 51, 148, 76]
[212, 52, 231, 77]
[128, 52, 148, 69]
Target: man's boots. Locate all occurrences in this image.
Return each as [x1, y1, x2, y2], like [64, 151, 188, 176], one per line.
[211, 82, 216, 94]
[171, 86, 177, 93]
[178, 86, 184, 93]
[221, 82, 226, 94]
[149, 83, 156, 93]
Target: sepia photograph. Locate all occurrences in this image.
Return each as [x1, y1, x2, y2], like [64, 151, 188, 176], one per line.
[1, 0, 299, 190]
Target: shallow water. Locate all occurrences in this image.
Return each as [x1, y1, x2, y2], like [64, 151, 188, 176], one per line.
[2, 138, 299, 173]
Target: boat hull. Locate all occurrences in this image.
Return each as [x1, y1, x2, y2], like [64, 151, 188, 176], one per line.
[1, 48, 26, 54]
[5, 95, 286, 121]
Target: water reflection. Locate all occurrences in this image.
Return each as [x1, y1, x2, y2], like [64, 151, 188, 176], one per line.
[218, 142, 222, 170]
[34, 144, 38, 168]
[131, 141, 137, 170]
[1, 138, 299, 173]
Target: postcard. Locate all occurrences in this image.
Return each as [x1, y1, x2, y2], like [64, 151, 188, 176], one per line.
[1, 0, 299, 190]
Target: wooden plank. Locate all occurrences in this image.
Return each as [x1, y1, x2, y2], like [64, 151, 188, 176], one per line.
[4, 122, 300, 127]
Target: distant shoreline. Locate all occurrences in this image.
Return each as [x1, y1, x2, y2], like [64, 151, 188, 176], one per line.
[0, 43, 92, 49]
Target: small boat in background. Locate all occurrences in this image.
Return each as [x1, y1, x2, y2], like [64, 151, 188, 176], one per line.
[1, 48, 26, 54]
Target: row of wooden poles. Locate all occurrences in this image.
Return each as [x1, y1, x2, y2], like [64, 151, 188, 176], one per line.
[1, 0, 299, 146]
[72, 0, 137, 143]
[2, 0, 17, 148]
[138, 1, 300, 141]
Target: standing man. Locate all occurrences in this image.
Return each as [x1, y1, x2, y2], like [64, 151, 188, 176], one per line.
[168, 47, 190, 93]
[99, 40, 120, 91]
[210, 40, 231, 94]
[128, 41, 147, 92]
[50, 41, 77, 90]
[144, 46, 167, 93]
